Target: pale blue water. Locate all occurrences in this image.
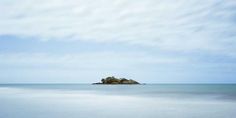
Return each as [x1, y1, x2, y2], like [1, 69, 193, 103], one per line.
[0, 84, 236, 118]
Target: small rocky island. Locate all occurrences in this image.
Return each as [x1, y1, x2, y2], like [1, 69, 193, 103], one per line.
[93, 76, 140, 85]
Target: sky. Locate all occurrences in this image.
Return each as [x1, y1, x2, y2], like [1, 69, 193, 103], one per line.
[0, 0, 236, 83]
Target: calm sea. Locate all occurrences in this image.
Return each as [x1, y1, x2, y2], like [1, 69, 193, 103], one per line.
[0, 84, 236, 118]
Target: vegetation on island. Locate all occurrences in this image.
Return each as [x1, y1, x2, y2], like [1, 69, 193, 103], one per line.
[93, 76, 140, 85]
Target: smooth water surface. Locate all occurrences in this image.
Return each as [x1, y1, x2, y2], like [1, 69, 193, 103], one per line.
[0, 84, 236, 118]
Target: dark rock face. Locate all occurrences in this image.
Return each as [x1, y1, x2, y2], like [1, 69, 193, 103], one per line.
[93, 76, 140, 85]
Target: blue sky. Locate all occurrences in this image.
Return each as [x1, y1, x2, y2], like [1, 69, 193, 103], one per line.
[0, 0, 236, 83]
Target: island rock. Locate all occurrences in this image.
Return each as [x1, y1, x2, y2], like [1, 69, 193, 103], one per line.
[93, 76, 140, 85]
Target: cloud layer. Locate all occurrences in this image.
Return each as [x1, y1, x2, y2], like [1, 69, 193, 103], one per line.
[0, 52, 192, 83]
[0, 0, 236, 83]
[0, 0, 236, 55]
[0, 52, 187, 70]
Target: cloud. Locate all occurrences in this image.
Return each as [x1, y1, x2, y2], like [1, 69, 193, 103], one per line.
[0, 0, 236, 55]
[0, 52, 187, 70]
[1, 52, 236, 83]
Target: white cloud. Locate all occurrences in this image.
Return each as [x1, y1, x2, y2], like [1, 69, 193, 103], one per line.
[0, 0, 236, 55]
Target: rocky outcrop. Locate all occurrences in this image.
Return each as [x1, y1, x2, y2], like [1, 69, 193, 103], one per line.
[93, 76, 140, 85]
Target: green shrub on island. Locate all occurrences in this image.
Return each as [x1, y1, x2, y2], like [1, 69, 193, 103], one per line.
[93, 76, 140, 84]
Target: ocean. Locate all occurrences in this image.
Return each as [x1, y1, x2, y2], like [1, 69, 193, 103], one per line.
[0, 84, 236, 118]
